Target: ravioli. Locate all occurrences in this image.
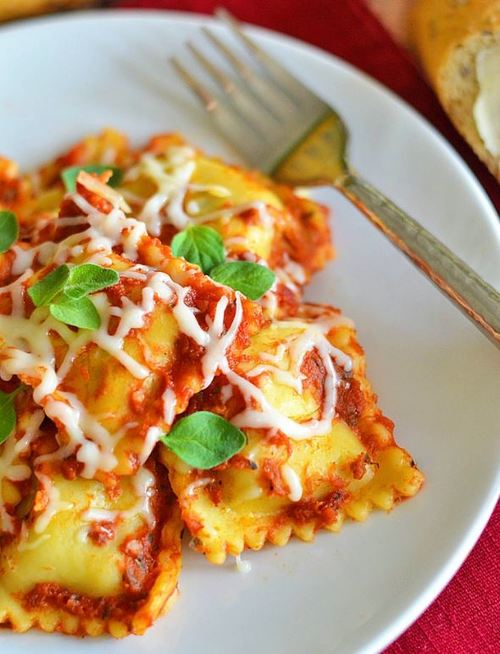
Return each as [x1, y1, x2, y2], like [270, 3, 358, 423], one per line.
[120, 133, 333, 317]
[0, 387, 182, 636]
[0, 457, 182, 637]
[0, 171, 262, 478]
[0, 129, 132, 236]
[162, 304, 424, 563]
[7, 130, 333, 317]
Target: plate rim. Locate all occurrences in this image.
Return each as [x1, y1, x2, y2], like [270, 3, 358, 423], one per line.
[2, 7, 498, 243]
[0, 10, 499, 654]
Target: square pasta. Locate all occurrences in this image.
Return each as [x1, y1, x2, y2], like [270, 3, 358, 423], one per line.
[2, 130, 333, 318]
[0, 389, 182, 637]
[0, 171, 262, 478]
[161, 304, 424, 564]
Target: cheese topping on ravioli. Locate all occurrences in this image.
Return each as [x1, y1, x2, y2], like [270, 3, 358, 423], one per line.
[0, 130, 423, 639]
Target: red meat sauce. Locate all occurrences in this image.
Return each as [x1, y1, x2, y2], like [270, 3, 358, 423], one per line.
[300, 348, 326, 406]
[88, 520, 116, 547]
[286, 485, 348, 529]
[336, 373, 366, 429]
[0, 249, 17, 288]
[277, 191, 333, 278]
[21, 583, 147, 623]
[0, 177, 21, 207]
[205, 480, 223, 506]
[20, 460, 176, 619]
[260, 458, 289, 496]
[183, 374, 247, 421]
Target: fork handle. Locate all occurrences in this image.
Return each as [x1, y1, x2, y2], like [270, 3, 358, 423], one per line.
[339, 173, 500, 348]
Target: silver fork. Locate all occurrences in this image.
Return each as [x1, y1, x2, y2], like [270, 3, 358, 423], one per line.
[172, 8, 500, 347]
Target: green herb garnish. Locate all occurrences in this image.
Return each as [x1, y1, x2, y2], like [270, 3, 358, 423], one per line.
[0, 385, 25, 444]
[27, 264, 71, 307]
[161, 411, 246, 469]
[172, 224, 275, 300]
[210, 261, 275, 300]
[171, 225, 225, 274]
[0, 210, 19, 253]
[61, 165, 123, 193]
[49, 296, 101, 330]
[61, 263, 120, 300]
[28, 263, 119, 330]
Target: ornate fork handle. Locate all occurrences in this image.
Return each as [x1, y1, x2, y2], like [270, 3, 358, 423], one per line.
[340, 173, 500, 347]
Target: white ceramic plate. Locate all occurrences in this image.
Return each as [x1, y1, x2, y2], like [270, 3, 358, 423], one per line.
[0, 11, 499, 654]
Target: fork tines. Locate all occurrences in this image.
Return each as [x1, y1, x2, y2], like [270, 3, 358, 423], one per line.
[170, 9, 328, 168]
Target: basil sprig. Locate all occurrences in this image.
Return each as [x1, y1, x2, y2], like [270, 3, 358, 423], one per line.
[61, 165, 123, 193]
[172, 224, 275, 300]
[161, 411, 246, 469]
[211, 261, 276, 301]
[49, 296, 101, 330]
[0, 385, 25, 444]
[0, 210, 19, 253]
[28, 263, 119, 330]
[171, 225, 225, 274]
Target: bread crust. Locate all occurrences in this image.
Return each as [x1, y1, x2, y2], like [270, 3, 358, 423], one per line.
[412, 0, 500, 180]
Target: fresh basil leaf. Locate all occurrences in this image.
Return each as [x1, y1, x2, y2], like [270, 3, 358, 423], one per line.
[61, 165, 123, 193]
[50, 296, 101, 330]
[0, 386, 24, 444]
[210, 261, 275, 300]
[0, 391, 16, 444]
[171, 225, 225, 274]
[28, 265, 70, 307]
[64, 263, 119, 300]
[161, 411, 246, 470]
[0, 211, 19, 253]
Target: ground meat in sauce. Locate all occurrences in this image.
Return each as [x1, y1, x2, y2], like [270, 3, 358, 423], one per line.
[60, 457, 83, 481]
[266, 431, 293, 457]
[350, 453, 369, 480]
[260, 458, 289, 496]
[121, 461, 172, 596]
[212, 453, 254, 473]
[335, 373, 365, 428]
[300, 349, 326, 403]
[22, 582, 145, 621]
[171, 333, 205, 390]
[185, 376, 246, 421]
[0, 179, 20, 206]
[206, 480, 223, 506]
[88, 520, 116, 546]
[287, 487, 348, 528]
[20, 461, 176, 620]
[121, 528, 158, 595]
[183, 514, 203, 535]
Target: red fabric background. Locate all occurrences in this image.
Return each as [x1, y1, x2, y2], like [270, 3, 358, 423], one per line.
[115, 1, 500, 651]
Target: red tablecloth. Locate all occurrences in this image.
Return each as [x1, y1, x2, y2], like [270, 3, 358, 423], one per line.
[116, 2, 499, 651]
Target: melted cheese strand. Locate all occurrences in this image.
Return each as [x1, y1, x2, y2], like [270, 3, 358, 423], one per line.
[162, 388, 177, 425]
[12, 242, 57, 276]
[1, 172, 247, 482]
[0, 410, 44, 533]
[246, 364, 304, 393]
[234, 554, 252, 574]
[82, 467, 156, 531]
[185, 477, 213, 497]
[34, 472, 73, 534]
[280, 464, 303, 502]
[202, 295, 242, 385]
[132, 148, 196, 234]
[0, 269, 31, 318]
[225, 317, 352, 440]
[126, 148, 276, 238]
